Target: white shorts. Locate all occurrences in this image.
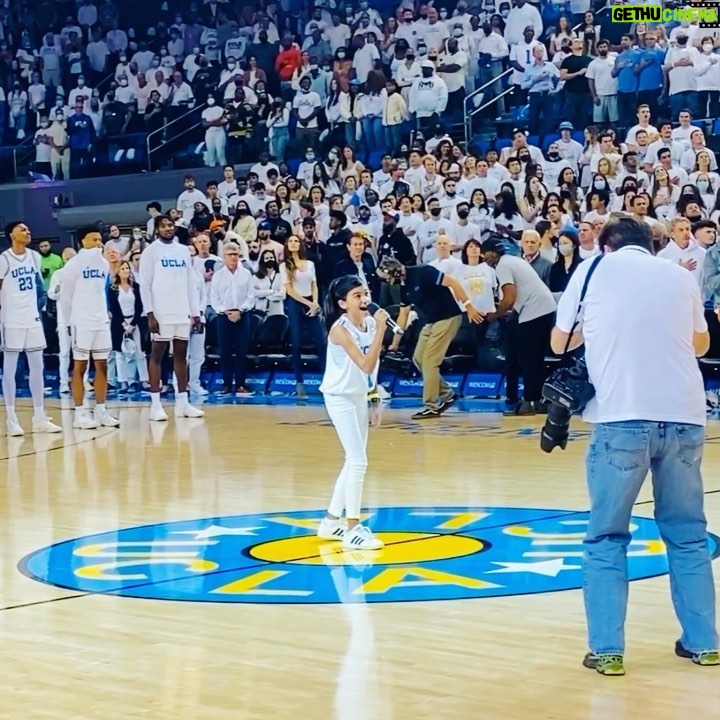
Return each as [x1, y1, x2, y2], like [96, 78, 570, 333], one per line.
[72, 326, 112, 361]
[152, 322, 190, 342]
[1, 324, 46, 353]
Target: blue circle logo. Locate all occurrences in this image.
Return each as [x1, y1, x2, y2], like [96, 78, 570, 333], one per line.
[19, 507, 719, 604]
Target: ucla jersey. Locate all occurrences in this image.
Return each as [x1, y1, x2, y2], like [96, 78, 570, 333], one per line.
[61, 248, 110, 330]
[319, 315, 378, 396]
[0, 249, 41, 329]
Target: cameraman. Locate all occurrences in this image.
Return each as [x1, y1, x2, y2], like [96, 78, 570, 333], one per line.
[550, 217, 718, 676]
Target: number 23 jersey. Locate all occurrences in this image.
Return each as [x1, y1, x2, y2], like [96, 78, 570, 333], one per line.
[0, 249, 42, 329]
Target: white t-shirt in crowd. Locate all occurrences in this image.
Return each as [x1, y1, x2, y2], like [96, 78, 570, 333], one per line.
[556, 247, 707, 425]
[292, 90, 322, 129]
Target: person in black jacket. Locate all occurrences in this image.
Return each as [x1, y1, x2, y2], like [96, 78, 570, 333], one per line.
[107, 260, 148, 392]
[376, 210, 417, 306]
[334, 233, 380, 300]
[549, 230, 581, 294]
[319, 210, 353, 293]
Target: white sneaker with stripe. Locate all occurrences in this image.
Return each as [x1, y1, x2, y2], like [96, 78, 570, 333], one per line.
[317, 516, 347, 540]
[342, 524, 383, 550]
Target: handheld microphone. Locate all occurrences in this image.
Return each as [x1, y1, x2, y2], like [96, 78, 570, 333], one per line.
[367, 302, 404, 336]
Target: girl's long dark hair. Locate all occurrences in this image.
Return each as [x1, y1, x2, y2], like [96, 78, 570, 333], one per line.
[324, 275, 365, 331]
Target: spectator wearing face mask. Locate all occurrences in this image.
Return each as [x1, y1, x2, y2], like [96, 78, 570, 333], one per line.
[34, 115, 53, 176]
[409, 61, 448, 134]
[549, 230, 581, 295]
[663, 30, 700, 118]
[477, 21, 510, 117]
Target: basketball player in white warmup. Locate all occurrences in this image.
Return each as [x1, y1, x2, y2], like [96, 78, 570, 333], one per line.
[59, 226, 120, 429]
[47, 246, 77, 395]
[317, 276, 388, 550]
[0, 221, 61, 436]
[140, 215, 204, 421]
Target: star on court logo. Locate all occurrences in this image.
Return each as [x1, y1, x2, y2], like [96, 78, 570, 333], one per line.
[19, 507, 718, 604]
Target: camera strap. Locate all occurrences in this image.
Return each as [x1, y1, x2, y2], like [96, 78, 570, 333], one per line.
[562, 253, 604, 355]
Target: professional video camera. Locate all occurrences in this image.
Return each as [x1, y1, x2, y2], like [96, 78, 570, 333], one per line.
[540, 356, 595, 453]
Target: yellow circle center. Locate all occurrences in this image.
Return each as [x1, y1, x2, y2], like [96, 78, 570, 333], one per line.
[247, 532, 485, 566]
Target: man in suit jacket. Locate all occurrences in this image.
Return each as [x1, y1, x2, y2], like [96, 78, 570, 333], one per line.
[334, 233, 380, 301]
[521, 229, 552, 287]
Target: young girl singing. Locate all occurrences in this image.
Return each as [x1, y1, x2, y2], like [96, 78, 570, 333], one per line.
[317, 276, 389, 550]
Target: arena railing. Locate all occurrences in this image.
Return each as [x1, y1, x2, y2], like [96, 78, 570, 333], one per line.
[145, 102, 207, 172]
[463, 4, 612, 148]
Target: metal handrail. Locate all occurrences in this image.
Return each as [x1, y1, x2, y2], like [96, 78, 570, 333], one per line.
[464, 5, 612, 147]
[146, 102, 207, 171]
[147, 119, 206, 170]
[463, 67, 513, 147]
[12, 132, 38, 180]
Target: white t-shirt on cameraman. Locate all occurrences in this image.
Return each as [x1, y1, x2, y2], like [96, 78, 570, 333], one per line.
[556, 246, 707, 426]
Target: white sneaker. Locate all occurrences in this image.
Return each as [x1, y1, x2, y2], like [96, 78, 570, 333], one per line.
[95, 410, 120, 428]
[342, 524, 384, 551]
[73, 412, 98, 430]
[59, 381, 70, 395]
[6, 419, 24, 437]
[32, 417, 62, 434]
[175, 403, 205, 418]
[317, 516, 347, 540]
[189, 383, 208, 396]
[149, 405, 169, 422]
[84, 378, 93, 393]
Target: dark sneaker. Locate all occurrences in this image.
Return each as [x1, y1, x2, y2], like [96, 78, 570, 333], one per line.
[411, 408, 441, 420]
[517, 401, 538, 416]
[583, 652, 625, 676]
[437, 395, 457, 414]
[217, 386, 234, 396]
[675, 641, 720, 666]
[503, 403, 520, 417]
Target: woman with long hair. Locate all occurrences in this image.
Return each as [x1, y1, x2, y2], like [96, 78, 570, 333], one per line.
[317, 275, 388, 550]
[493, 186, 524, 239]
[649, 166, 679, 220]
[383, 78, 407, 154]
[232, 200, 258, 243]
[549, 16, 575, 56]
[107, 260, 149, 393]
[326, 76, 353, 149]
[519, 175, 548, 227]
[468, 188, 495, 234]
[252, 249, 285, 316]
[338, 145, 364, 183]
[549, 231, 581, 294]
[357, 70, 387, 155]
[281, 234, 326, 398]
[459, 239, 496, 313]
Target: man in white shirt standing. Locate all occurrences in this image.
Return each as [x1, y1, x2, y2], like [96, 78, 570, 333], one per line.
[0, 221, 62, 437]
[586, 39, 618, 126]
[201, 95, 227, 168]
[658, 217, 706, 288]
[210, 241, 255, 396]
[292, 75, 322, 151]
[140, 215, 204, 421]
[663, 29, 700, 120]
[551, 217, 719, 676]
[437, 37, 468, 114]
[59, 226, 119, 430]
[504, 0, 543, 46]
[176, 175, 207, 218]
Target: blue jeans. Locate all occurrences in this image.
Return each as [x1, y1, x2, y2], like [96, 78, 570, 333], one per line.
[669, 90, 698, 120]
[584, 421, 717, 655]
[285, 296, 326, 383]
[361, 117, 384, 155]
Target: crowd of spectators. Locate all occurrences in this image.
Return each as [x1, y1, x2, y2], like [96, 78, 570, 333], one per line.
[7, 0, 720, 414]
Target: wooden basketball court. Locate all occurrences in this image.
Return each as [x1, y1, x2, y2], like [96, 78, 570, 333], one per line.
[2, 398, 720, 718]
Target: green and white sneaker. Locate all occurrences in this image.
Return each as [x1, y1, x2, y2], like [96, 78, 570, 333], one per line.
[583, 652, 625, 676]
[675, 641, 720, 666]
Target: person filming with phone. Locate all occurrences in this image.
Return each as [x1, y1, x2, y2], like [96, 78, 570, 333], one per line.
[549, 217, 718, 677]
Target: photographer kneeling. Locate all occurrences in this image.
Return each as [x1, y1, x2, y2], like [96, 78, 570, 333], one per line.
[550, 217, 718, 676]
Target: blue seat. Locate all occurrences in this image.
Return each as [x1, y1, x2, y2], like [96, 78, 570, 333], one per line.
[526, 134, 540, 149]
[367, 150, 384, 169]
[286, 157, 302, 176]
[571, 130, 585, 144]
[542, 135, 560, 151]
[495, 138, 512, 151]
[713, 118, 720, 136]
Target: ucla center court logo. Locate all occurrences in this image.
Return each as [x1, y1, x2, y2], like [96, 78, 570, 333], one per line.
[19, 507, 720, 604]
